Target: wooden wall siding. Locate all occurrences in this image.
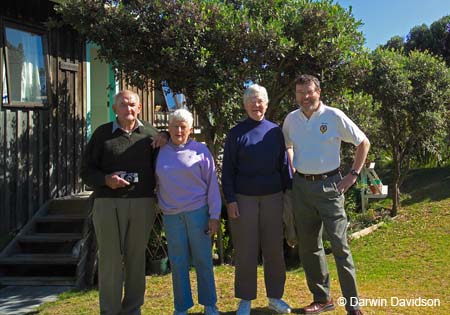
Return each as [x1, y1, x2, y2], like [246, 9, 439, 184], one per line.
[1, 0, 86, 234]
[1, 0, 53, 26]
[119, 80, 156, 124]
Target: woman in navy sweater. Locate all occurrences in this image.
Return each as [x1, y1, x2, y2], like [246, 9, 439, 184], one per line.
[222, 84, 291, 315]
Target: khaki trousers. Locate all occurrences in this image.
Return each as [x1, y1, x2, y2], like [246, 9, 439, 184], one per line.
[92, 198, 156, 315]
[230, 192, 286, 300]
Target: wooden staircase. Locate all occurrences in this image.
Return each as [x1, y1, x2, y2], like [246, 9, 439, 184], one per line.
[0, 193, 93, 286]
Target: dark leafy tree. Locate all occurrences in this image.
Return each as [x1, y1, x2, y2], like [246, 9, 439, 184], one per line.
[367, 48, 450, 215]
[56, 0, 252, 160]
[429, 15, 450, 65]
[56, 0, 367, 165]
[381, 15, 450, 168]
[384, 35, 405, 51]
[405, 24, 434, 52]
[238, 0, 367, 124]
[383, 15, 450, 66]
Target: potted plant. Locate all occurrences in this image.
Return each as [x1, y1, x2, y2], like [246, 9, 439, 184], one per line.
[146, 212, 170, 275]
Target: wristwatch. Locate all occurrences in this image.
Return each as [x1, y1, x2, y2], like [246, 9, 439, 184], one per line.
[350, 169, 359, 177]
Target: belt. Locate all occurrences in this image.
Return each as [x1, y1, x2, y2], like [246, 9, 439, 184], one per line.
[296, 168, 340, 181]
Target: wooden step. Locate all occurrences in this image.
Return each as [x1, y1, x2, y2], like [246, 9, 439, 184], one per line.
[34, 220, 84, 234]
[19, 233, 83, 243]
[35, 215, 86, 223]
[17, 233, 82, 254]
[47, 198, 91, 215]
[0, 276, 76, 286]
[0, 254, 79, 265]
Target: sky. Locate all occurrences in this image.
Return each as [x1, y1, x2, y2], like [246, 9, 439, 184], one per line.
[336, 0, 450, 50]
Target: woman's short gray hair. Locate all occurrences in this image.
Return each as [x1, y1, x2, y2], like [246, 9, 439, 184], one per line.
[243, 84, 269, 106]
[169, 109, 194, 128]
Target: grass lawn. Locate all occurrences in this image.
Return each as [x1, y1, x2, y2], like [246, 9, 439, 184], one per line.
[37, 168, 450, 315]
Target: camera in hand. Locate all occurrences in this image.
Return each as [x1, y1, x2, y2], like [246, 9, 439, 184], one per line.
[119, 172, 139, 183]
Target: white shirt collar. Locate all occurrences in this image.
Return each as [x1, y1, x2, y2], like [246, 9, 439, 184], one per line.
[112, 119, 143, 133]
[299, 101, 325, 120]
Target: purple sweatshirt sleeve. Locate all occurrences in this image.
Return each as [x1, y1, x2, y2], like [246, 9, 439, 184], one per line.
[200, 145, 222, 220]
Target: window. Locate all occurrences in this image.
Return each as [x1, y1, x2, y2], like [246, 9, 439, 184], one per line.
[2, 22, 49, 108]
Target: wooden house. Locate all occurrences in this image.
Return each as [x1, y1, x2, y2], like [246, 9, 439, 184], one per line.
[0, 0, 185, 286]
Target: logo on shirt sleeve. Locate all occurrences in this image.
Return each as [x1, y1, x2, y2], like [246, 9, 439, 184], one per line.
[320, 123, 328, 134]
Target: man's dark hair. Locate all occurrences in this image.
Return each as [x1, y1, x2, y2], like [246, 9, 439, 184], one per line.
[295, 74, 321, 90]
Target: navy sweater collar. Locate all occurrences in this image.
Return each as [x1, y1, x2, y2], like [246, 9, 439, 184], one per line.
[244, 117, 265, 125]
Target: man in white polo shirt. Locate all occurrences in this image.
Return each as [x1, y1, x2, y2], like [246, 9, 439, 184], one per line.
[282, 74, 370, 315]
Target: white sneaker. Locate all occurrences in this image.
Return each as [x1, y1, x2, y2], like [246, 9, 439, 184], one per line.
[268, 298, 291, 314]
[236, 299, 251, 315]
[204, 304, 219, 315]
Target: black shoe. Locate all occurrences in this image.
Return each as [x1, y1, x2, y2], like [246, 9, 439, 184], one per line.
[302, 299, 335, 314]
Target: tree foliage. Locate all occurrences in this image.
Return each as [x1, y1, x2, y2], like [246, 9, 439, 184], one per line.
[405, 24, 434, 52]
[384, 15, 450, 65]
[384, 35, 405, 51]
[383, 14, 450, 169]
[236, 0, 368, 123]
[330, 89, 382, 169]
[367, 48, 450, 215]
[56, 0, 366, 161]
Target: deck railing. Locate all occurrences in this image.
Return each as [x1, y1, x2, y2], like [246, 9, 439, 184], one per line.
[153, 111, 201, 131]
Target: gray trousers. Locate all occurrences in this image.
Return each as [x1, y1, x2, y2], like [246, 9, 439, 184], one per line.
[292, 173, 360, 312]
[230, 192, 286, 300]
[92, 198, 156, 315]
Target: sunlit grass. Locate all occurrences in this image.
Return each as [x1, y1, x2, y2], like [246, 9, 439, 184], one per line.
[37, 197, 450, 315]
[37, 167, 450, 314]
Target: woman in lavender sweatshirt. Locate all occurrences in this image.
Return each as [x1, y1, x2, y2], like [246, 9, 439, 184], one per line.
[155, 109, 221, 315]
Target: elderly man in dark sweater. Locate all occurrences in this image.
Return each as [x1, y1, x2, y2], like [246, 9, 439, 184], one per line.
[81, 90, 164, 315]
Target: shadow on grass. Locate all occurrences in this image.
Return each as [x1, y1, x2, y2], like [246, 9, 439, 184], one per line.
[191, 307, 306, 314]
[400, 167, 450, 206]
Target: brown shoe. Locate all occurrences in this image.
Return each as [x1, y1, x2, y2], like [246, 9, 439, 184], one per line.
[302, 299, 335, 314]
[347, 310, 364, 315]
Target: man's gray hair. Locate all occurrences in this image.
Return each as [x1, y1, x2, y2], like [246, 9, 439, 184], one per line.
[169, 109, 194, 128]
[114, 90, 140, 104]
[243, 84, 269, 106]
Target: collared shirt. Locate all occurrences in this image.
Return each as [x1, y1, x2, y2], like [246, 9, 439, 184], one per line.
[282, 102, 367, 174]
[112, 118, 144, 133]
[81, 120, 159, 198]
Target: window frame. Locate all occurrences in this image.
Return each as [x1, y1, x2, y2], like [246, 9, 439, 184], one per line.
[1, 18, 51, 109]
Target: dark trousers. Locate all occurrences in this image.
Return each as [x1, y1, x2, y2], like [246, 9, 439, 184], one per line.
[230, 192, 286, 300]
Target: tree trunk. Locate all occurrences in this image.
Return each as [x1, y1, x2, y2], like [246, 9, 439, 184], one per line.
[392, 181, 400, 217]
[201, 124, 221, 167]
[391, 157, 401, 217]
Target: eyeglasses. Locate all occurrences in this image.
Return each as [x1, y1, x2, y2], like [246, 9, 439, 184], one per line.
[295, 89, 318, 96]
[169, 124, 189, 131]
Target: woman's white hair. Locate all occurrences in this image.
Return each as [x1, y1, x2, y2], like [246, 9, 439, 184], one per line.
[169, 109, 194, 128]
[243, 84, 269, 106]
